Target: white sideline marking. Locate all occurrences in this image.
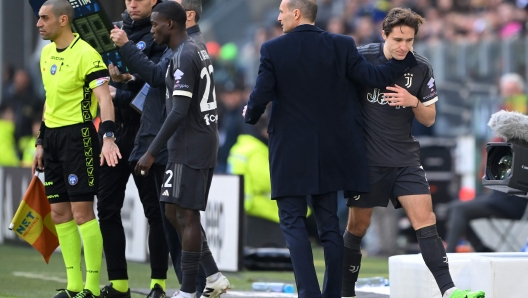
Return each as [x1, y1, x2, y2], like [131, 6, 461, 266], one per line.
[12, 272, 106, 287]
[12, 271, 67, 283]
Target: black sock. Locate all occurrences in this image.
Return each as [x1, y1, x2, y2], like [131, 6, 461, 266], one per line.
[342, 230, 363, 297]
[416, 225, 454, 296]
[181, 250, 201, 293]
[200, 238, 219, 277]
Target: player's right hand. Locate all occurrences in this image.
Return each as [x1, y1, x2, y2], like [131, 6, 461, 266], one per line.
[101, 138, 122, 167]
[32, 145, 44, 175]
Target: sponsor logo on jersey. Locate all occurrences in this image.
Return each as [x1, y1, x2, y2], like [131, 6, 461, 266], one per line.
[136, 41, 146, 51]
[68, 174, 78, 186]
[50, 64, 57, 75]
[174, 69, 184, 80]
[404, 73, 413, 88]
[93, 61, 102, 68]
[204, 113, 218, 125]
[174, 83, 190, 89]
[162, 190, 169, 196]
[427, 77, 435, 89]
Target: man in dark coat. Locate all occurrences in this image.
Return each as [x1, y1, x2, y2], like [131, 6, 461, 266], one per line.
[243, 0, 417, 297]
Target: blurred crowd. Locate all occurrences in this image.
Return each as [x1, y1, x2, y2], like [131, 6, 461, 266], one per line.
[316, 0, 528, 43]
[1, 64, 43, 168]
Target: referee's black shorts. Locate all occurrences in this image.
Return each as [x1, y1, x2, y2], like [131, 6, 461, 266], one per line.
[346, 165, 431, 209]
[160, 163, 214, 211]
[44, 122, 100, 204]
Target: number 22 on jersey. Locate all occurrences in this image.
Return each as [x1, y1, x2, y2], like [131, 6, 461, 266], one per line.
[200, 65, 217, 112]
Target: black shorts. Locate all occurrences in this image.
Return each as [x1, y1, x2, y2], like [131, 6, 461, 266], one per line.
[44, 122, 100, 204]
[346, 166, 430, 209]
[160, 163, 214, 211]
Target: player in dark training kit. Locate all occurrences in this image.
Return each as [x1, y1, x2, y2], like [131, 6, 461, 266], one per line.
[134, 2, 230, 298]
[341, 8, 485, 298]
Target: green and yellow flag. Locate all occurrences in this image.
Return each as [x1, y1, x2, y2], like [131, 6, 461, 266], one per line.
[9, 174, 59, 263]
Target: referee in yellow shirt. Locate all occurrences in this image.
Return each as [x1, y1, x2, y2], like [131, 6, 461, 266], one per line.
[32, 1, 121, 297]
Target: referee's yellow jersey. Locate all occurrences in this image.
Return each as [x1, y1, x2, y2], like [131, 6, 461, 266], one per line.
[40, 33, 109, 128]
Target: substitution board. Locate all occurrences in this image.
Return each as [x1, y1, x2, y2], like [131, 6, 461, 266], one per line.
[29, 0, 126, 71]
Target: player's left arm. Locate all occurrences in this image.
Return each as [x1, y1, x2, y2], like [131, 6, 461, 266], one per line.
[135, 95, 191, 176]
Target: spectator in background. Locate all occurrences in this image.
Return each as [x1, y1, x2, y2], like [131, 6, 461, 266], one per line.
[500, 73, 528, 113]
[227, 112, 285, 248]
[216, 79, 246, 173]
[21, 112, 43, 168]
[5, 68, 42, 157]
[2, 63, 15, 103]
[0, 103, 20, 167]
[445, 190, 528, 252]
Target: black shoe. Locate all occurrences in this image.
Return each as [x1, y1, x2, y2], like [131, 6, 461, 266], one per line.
[147, 284, 166, 298]
[101, 283, 131, 298]
[53, 289, 79, 298]
[72, 289, 100, 298]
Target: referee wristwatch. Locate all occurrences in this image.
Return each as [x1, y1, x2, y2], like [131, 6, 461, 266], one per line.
[103, 131, 115, 140]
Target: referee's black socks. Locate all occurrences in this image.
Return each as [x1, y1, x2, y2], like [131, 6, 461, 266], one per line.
[342, 230, 363, 297]
[416, 224, 454, 296]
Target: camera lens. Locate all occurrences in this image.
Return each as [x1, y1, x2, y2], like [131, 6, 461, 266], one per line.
[495, 154, 512, 180]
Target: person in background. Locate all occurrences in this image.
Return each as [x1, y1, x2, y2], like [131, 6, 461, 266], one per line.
[445, 72, 528, 253]
[227, 112, 286, 248]
[21, 112, 43, 167]
[0, 103, 20, 167]
[5, 68, 42, 158]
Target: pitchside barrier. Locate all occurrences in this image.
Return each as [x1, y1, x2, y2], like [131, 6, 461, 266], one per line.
[0, 167, 244, 272]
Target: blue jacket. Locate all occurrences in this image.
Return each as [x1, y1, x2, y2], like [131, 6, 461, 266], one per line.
[245, 25, 417, 198]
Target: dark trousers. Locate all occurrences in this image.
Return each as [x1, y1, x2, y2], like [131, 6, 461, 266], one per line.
[160, 201, 206, 294]
[98, 160, 169, 280]
[276, 192, 343, 298]
[445, 198, 507, 252]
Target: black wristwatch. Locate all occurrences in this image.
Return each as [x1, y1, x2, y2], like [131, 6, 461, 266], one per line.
[103, 132, 115, 140]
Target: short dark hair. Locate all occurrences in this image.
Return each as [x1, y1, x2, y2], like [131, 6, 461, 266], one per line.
[180, 0, 202, 23]
[382, 7, 424, 37]
[287, 0, 318, 23]
[42, 0, 74, 25]
[153, 1, 187, 30]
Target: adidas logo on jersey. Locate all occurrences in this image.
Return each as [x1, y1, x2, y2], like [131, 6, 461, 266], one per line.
[162, 190, 169, 196]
